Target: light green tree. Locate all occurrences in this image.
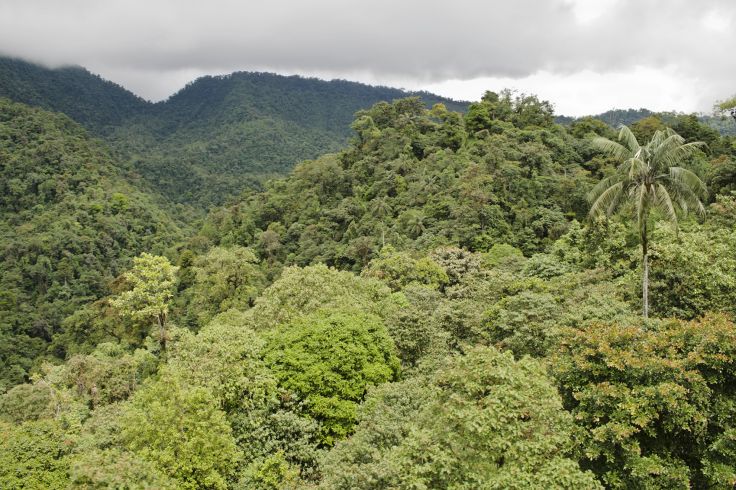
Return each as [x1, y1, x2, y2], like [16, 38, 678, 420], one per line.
[69, 448, 178, 489]
[263, 310, 400, 446]
[588, 126, 707, 317]
[0, 419, 73, 489]
[121, 371, 240, 490]
[110, 253, 178, 349]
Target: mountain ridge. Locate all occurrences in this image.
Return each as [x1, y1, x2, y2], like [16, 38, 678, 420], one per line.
[0, 56, 471, 208]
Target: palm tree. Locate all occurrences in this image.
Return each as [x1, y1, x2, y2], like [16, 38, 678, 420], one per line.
[371, 197, 393, 246]
[402, 210, 426, 239]
[588, 126, 707, 318]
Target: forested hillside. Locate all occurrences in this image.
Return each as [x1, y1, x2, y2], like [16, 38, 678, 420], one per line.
[2, 83, 736, 489]
[0, 57, 150, 133]
[0, 99, 182, 391]
[0, 57, 468, 208]
[560, 107, 736, 136]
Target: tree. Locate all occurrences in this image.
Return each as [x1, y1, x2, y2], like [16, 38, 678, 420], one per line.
[646, 225, 736, 319]
[121, 372, 240, 490]
[483, 290, 560, 358]
[362, 246, 448, 292]
[187, 246, 264, 326]
[246, 264, 402, 331]
[370, 197, 393, 246]
[263, 310, 400, 445]
[69, 448, 178, 489]
[0, 419, 73, 489]
[321, 346, 601, 489]
[552, 314, 736, 488]
[588, 126, 707, 317]
[717, 96, 736, 120]
[110, 253, 178, 349]
[167, 309, 275, 413]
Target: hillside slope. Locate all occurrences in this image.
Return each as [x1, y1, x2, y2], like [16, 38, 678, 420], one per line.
[0, 99, 182, 389]
[559, 107, 736, 136]
[0, 57, 150, 133]
[0, 57, 469, 207]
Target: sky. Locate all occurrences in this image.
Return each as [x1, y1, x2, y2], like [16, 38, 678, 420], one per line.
[0, 0, 733, 116]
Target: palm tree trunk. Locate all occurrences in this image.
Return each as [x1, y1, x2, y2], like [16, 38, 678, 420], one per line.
[641, 224, 649, 319]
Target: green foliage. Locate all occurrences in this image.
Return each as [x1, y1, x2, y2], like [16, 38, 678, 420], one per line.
[482, 242, 524, 267]
[110, 253, 177, 324]
[0, 99, 181, 389]
[167, 309, 275, 413]
[648, 225, 736, 319]
[466, 89, 555, 132]
[1, 57, 468, 208]
[553, 314, 736, 488]
[380, 285, 451, 367]
[264, 310, 400, 445]
[523, 252, 575, 279]
[247, 263, 402, 330]
[362, 245, 448, 291]
[0, 419, 73, 489]
[483, 290, 560, 358]
[110, 253, 178, 347]
[168, 312, 324, 482]
[0, 57, 149, 133]
[69, 448, 178, 489]
[588, 125, 708, 317]
[198, 97, 593, 271]
[238, 451, 301, 490]
[321, 346, 601, 489]
[121, 372, 240, 489]
[0, 381, 54, 423]
[2, 59, 736, 490]
[708, 157, 736, 196]
[185, 245, 264, 326]
[56, 343, 158, 409]
[319, 375, 431, 489]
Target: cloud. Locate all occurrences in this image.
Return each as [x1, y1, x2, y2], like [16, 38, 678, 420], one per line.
[0, 0, 733, 115]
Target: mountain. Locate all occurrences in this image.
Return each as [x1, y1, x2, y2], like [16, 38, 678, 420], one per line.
[558, 107, 736, 136]
[1, 69, 736, 490]
[196, 93, 594, 272]
[108, 72, 470, 207]
[0, 57, 149, 133]
[0, 57, 469, 208]
[0, 99, 182, 390]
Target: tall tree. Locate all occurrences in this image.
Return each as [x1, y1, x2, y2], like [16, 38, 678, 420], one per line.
[110, 253, 178, 349]
[588, 126, 707, 317]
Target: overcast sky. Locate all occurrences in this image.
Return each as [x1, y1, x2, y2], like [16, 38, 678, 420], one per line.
[0, 0, 733, 116]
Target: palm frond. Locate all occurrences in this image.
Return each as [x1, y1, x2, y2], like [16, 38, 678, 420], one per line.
[669, 167, 707, 199]
[651, 133, 684, 169]
[589, 181, 624, 219]
[673, 141, 706, 160]
[618, 125, 641, 154]
[586, 174, 620, 203]
[635, 184, 649, 234]
[627, 157, 648, 179]
[654, 183, 678, 228]
[592, 136, 632, 160]
[664, 175, 706, 219]
[648, 129, 667, 149]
